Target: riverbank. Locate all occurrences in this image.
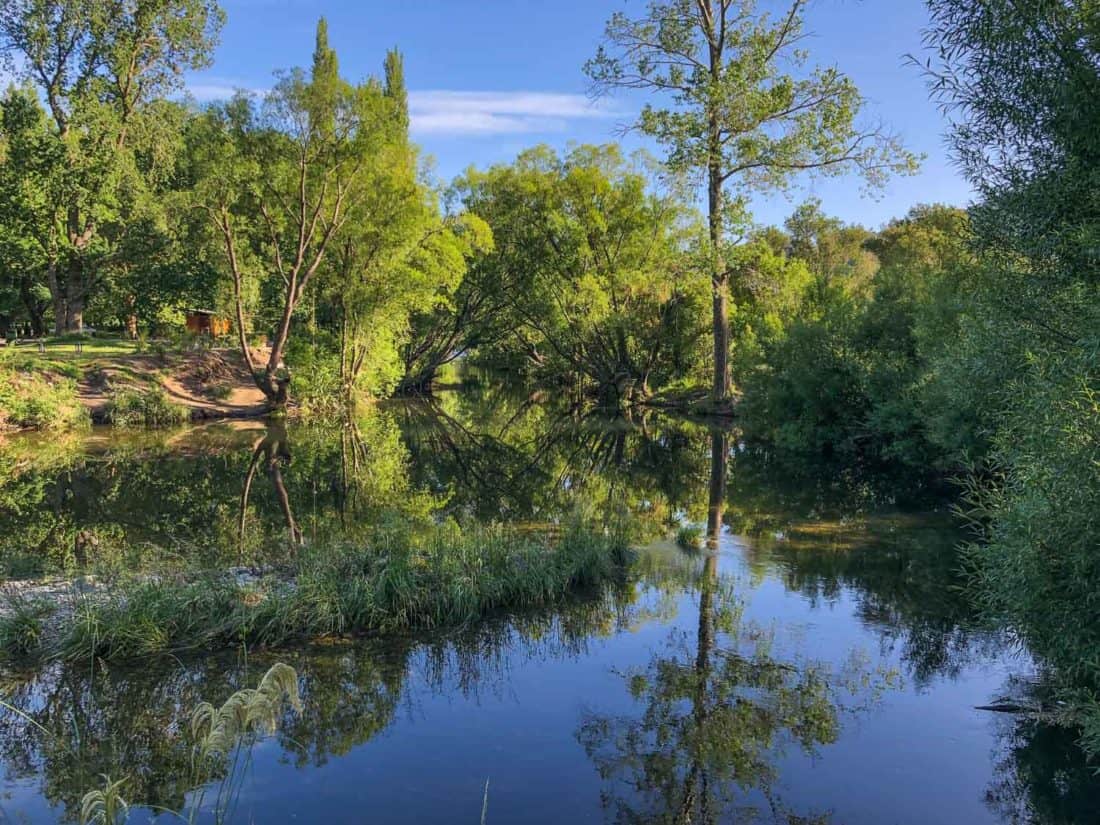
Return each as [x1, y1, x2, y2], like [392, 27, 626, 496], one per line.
[0, 340, 267, 432]
[0, 524, 632, 664]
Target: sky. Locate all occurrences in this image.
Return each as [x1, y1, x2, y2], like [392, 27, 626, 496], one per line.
[186, 0, 973, 231]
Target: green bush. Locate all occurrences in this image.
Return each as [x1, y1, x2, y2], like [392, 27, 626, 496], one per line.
[3, 552, 46, 580]
[0, 363, 86, 431]
[283, 334, 345, 414]
[0, 598, 54, 657]
[675, 525, 704, 552]
[104, 387, 189, 427]
[962, 336, 1100, 718]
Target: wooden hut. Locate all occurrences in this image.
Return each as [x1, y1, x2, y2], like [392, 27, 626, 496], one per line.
[185, 309, 230, 338]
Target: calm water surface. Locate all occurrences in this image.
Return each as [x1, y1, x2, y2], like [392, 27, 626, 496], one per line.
[0, 389, 1097, 823]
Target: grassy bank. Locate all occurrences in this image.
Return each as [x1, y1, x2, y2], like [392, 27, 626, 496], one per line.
[0, 523, 632, 663]
[0, 361, 86, 432]
[0, 339, 266, 431]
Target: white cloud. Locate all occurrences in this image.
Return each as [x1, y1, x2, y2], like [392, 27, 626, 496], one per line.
[409, 91, 620, 136]
[185, 80, 269, 102]
[182, 85, 622, 135]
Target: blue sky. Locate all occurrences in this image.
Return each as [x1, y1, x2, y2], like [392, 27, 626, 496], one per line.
[187, 0, 972, 230]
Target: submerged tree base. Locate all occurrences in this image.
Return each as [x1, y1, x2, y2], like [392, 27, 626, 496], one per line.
[0, 524, 633, 664]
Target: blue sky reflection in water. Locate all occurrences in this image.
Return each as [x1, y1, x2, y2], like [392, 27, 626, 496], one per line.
[0, 402, 1094, 824]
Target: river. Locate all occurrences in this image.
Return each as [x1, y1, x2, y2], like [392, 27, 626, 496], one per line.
[0, 387, 1096, 823]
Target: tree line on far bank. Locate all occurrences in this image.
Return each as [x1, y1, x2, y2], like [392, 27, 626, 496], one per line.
[0, 0, 918, 414]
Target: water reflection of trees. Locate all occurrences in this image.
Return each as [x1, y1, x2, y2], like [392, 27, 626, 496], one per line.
[0, 582, 644, 821]
[577, 438, 884, 824]
[985, 711, 1100, 824]
[723, 451, 1007, 687]
[0, 408, 439, 572]
[396, 393, 712, 539]
[0, 397, 716, 574]
[4, 398, 1099, 822]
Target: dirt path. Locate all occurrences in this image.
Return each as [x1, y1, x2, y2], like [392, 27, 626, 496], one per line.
[78, 348, 268, 421]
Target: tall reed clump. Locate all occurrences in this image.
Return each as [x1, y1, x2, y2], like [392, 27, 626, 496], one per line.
[675, 525, 704, 552]
[79, 663, 301, 824]
[104, 387, 189, 427]
[0, 597, 54, 656]
[49, 523, 633, 663]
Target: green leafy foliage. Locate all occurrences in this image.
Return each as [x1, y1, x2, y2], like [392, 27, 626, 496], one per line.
[0, 358, 86, 431]
[586, 0, 919, 402]
[919, 0, 1100, 755]
[409, 144, 708, 405]
[104, 387, 188, 427]
[737, 203, 972, 473]
[0, 0, 225, 334]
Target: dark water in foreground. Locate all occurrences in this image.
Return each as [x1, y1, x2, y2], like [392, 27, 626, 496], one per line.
[0, 389, 1097, 823]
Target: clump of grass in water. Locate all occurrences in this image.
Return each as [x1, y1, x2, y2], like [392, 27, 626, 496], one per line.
[45, 523, 632, 663]
[104, 387, 188, 427]
[78, 662, 301, 824]
[0, 597, 54, 657]
[675, 524, 704, 552]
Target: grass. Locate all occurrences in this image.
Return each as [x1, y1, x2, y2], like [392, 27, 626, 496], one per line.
[4, 523, 632, 664]
[0, 598, 55, 656]
[209, 382, 234, 400]
[74, 662, 301, 825]
[675, 524, 705, 552]
[104, 387, 189, 427]
[4, 336, 140, 359]
[0, 360, 87, 431]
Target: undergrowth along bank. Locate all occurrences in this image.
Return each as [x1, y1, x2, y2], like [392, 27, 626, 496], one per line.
[0, 523, 634, 663]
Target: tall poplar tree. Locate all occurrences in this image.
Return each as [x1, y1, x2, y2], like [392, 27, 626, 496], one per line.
[191, 20, 472, 409]
[586, 0, 918, 406]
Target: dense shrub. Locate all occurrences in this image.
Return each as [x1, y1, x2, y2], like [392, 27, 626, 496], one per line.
[104, 387, 189, 427]
[0, 363, 86, 431]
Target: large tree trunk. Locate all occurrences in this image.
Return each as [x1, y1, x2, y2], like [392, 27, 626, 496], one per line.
[56, 206, 96, 334]
[64, 300, 84, 333]
[125, 294, 138, 340]
[705, 15, 731, 409]
[48, 255, 89, 334]
[708, 140, 731, 407]
[257, 372, 291, 411]
[47, 259, 65, 335]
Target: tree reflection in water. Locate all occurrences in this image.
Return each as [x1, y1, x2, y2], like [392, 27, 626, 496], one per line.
[1, 397, 1098, 822]
[576, 437, 890, 824]
[0, 580, 645, 821]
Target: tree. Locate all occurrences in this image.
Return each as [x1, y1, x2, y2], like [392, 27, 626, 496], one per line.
[784, 198, 877, 297]
[190, 20, 407, 409]
[922, 0, 1100, 753]
[0, 87, 52, 335]
[586, 0, 918, 406]
[0, 0, 224, 333]
[421, 144, 708, 406]
[735, 203, 972, 469]
[319, 49, 490, 398]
